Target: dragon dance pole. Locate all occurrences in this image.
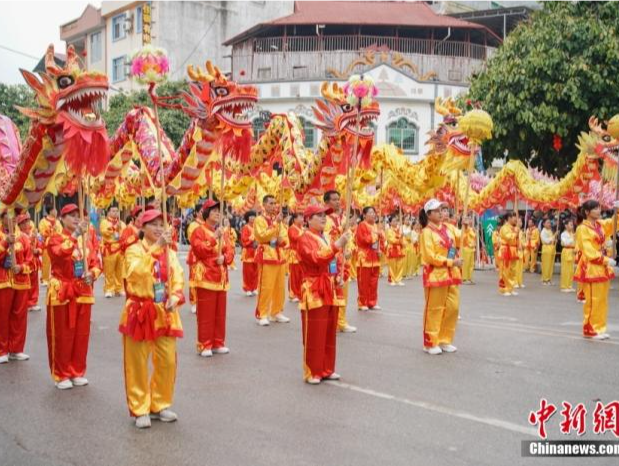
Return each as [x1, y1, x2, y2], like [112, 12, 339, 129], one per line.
[613, 168, 619, 258]
[461, 147, 476, 221]
[344, 102, 362, 230]
[218, 151, 226, 255]
[455, 170, 460, 220]
[77, 178, 90, 277]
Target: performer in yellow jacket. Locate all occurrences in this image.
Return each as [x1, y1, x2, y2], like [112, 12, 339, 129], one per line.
[100, 206, 125, 298]
[419, 199, 462, 355]
[560, 219, 576, 292]
[461, 216, 476, 284]
[514, 220, 526, 289]
[254, 195, 290, 326]
[524, 218, 540, 273]
[540, 218, 557, 285]
[38, 207, 62, 286]
[118, 209, 184, 429]
[386, 216, 406, 286]
[498, 212, 520, 296]
[574, 200, 619, 340]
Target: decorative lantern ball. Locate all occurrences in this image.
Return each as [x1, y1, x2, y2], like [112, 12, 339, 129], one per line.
[459, 109, 493, 146]
[343, 74, 378, 109]
[130, 45, 170, 85]
[607, 114, 619, 140]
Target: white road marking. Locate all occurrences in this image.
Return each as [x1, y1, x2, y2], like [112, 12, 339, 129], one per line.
[326, 380, 538, 437]
[480, 315, 519, 322]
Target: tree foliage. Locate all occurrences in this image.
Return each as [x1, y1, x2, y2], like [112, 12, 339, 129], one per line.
[102, 80, 191, 148]
[0, 83, 36, 139]
[467, 2, 619, 175]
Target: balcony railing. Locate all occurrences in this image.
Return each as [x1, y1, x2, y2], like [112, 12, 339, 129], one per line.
[232, 35, 495, 83]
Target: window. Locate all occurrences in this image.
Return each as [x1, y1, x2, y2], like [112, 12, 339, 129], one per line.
[298, 117, 316, 149]
[252, 116, 269, 142]
[90, 31, 102, 62]
[112, 13, 127, 41]
[136, 6, 143, 34]
[112, 56, 127, 83]
[387, 118, 418, 155]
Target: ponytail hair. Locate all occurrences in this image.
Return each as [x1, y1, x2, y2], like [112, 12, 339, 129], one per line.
[419, 209, 429, 228]
[577, 199, 600, 224]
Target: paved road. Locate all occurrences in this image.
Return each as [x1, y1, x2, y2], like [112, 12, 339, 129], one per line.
[1, 258, 618, 466]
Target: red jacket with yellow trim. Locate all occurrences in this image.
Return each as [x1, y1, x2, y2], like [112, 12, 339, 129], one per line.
[189, 223, 235, 291]
[0, 229, 34, 290]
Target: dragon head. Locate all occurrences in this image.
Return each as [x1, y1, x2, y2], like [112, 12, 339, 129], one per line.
[184, 61, 257, 128]
[430, 97, 469, 155]
[589, 116, 619, 163]
[313, 82, 379, 142]
[18, 44, 107, 129]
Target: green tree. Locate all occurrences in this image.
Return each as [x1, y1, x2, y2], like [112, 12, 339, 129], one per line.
[103, 80, 191, 148]
[0, 83, 36, 139]
[467, 2, 619, 175]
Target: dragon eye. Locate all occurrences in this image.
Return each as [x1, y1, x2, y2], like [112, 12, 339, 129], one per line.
[603, 135, 612, 142]
[212, 86, 229, 97]
[57, 75, 74, 89]
[341, 104, 353, 112]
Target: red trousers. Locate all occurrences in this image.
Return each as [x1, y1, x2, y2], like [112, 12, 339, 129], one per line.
[242, 262, 258, 292]
[46, 303, 91, 381]
[27, 270, 39, 307]
[301, 305, 338, 380]
[196, 288, 227, 352]
[0, 288, 29, 356]
[357, 266, 379, 308]
[288, 263, 303, 299]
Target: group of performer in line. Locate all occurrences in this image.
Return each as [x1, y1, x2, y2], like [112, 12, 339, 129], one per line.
[0, 191, 617, 428]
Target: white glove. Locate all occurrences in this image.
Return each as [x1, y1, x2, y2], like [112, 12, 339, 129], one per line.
[605, 239, 613, 250]
[608, 258, 617, 268]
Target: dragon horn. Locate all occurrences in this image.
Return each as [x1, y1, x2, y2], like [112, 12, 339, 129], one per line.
[435, 97, 449, 116]
[589, 116, 606, 136]
[44, 44, 62, 76]
[65, 45, 78, 70]
[206, 61, 217, 78]
[19, 69, 44, 95]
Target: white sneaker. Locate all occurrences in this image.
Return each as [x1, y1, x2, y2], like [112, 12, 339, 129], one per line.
[191, 304, 197, 314]
[358, 306, 369, 311]
[306, 377, 321, 385]
[135, 415, 151, 429]
[0, 355, 8, 364]
[271, 314, 290, 323]
[325, 373, 340, 380]
[251, 290, 258, 296]
[104, 292, 113, 298]
[514, 284, 520, 289]
[245, 291, 253, 297]
[71, 377, 89, 386]
[520, 284, 526, 288]
[439, 344, 458, 353]
[55, 379, 73, 390]
[600, 333, 610, 340]
[200, 349, 213, 357]
[589, 334, 607, 341]
[389, 282, 396, 287]
[9, 352, 29, 361]
[511, 291, 519, 296]
[28, 305, 41, 312]
[371, 305, 381, 310]
[339, 325, 357, 333]
[118, 291, 126, 297]
[501, 292, 512, 297]
[150, 408, 178, 422]
[424, 346, 443, 355]
[212, 347, 230, 354]
[292, 297, 300, 303]
[257, 318, 270, 326]
[397, 282, 405, 287]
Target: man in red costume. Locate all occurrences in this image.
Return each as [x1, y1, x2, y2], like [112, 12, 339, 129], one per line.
[46, 204, 101, 389]
[297, 204, 350, 384]
[17, 212, 43, 312]
[240, 210, 258, 296]
[0, 210, 34, 364]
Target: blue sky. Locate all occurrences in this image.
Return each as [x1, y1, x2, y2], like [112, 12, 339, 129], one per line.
[0, 1, 99, 85]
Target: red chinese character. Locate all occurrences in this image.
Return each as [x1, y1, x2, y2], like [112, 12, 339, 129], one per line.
[529, 399, 557, 439]
[592, 401, 619, 437]
[560, 402, 587, 436]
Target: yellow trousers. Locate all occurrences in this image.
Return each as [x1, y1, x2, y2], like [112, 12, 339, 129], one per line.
[582, 281, 609, 336]
[499, 259, 517, 294]
[541, 245, 556, 282]
[462, 247, 475, 282]
[411, 251, 420, 276]
[256, 263, 286, 319]
[103, 252, 124, 294]
[524, 248, 538, 273]
[422, 286, 459, 348]
[387, 257, 405, 284]
[404, 248, 413, 278]
[338, 282, 349, 330]
[41, 250, 51, 284]
[123, 336, 177, 417]
[560, 250, 575, 290]
[515, 257, 524, 287]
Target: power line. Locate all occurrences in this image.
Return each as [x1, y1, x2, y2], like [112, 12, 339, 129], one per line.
[0, 44, 40, 61]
